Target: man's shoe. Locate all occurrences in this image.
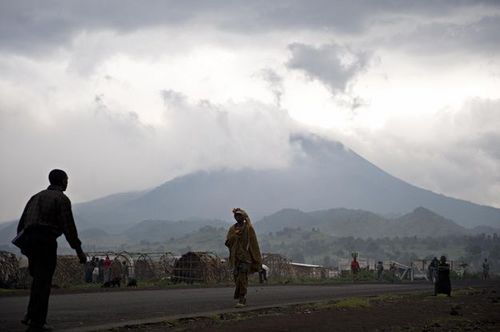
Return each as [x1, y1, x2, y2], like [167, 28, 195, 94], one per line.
[27, 323, 53, 331]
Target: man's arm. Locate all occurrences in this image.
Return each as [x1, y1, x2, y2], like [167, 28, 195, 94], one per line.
[59, 195, 86, 263]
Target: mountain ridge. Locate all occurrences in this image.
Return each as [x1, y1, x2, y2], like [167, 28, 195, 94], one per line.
[2, 135, 500, 231]
[254, 206, 470, 238]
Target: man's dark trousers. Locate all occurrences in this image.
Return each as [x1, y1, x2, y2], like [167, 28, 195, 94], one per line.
[25, 234, 57, 327]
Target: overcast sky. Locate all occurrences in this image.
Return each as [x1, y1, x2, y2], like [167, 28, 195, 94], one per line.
[1, 1, 500, 222]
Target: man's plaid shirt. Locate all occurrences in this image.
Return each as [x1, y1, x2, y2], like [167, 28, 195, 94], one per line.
[17, 185, 82, 249]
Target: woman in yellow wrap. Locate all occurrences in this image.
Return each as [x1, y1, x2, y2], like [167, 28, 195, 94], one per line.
[225, 208, 262, 307]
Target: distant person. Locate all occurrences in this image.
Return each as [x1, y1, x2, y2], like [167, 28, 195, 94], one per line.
[482, 258, 490, 280]
[92, 264, 99, 283]
[428, 257, 439, 283]
[122, 261, 129, 285]
[376, 261, 384, 280]
[259, 264, 269, 283]
[84, 257, 94, 283]
[225, 208, 262, 308]
[98, 258, 104, 282]
[389, 262, 397, 283]
[434, 255, 451, 296]
[351, 257, 360, 280]
[14, 169, 86, 331]
[103, 255, 112, 283]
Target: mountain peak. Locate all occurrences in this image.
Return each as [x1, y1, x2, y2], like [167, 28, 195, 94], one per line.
[412, 206, 438, 216]
[69, 135, 500, 230]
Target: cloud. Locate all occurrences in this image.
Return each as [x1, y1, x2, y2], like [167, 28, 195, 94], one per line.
[1, 0, 499, 221]
[1, 1, 498, 56]
[286, 42, 371, 94]
[0, 79, 299, 220]
[258, 68, 284, 107]
[390, 15, 500, 56]
[332, 98, 500, 209]
[159, 89, 296, 171]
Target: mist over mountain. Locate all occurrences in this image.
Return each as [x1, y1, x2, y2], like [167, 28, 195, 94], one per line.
[122, 219, 230, 242]
[254, 207, 468, 238]
[69, 134, 500, 231]
[1, 134, 500, 244]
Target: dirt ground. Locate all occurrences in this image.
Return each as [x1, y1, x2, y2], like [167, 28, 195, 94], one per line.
[111, 285, 500, 332]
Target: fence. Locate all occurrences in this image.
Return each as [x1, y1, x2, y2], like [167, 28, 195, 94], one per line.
[4, 250, 468, 288]
[1, 251, 181, 288]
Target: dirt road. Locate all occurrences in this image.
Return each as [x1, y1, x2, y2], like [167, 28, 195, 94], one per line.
[0, 280, 493, 331]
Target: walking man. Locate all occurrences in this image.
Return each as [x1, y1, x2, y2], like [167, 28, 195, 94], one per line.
[15, 169, 86, 331]
[225, 208, 262, 308]
[428, 257, 439, 283]
[482, 258, 490, 280]
[376, 261, 384, 280]
[434, 255, 451, 296]
[350, 254, 360, 282]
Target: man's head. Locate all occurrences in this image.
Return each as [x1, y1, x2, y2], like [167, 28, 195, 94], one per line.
[49, 169, 68, 190]
[440, 255, 447, 263]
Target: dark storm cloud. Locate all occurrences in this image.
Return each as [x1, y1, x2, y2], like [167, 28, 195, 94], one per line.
[1, 0, 498, 54]
[286, 42, 371, 93]
[0, 0, 203, 53]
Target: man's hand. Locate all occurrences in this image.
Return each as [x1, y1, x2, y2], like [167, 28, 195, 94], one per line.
[76, 248, 87, 264]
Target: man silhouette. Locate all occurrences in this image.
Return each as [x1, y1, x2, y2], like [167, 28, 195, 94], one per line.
[16, 169, 86, 331]
[482, 258, 490, 280]
[434, 255, 451, 297]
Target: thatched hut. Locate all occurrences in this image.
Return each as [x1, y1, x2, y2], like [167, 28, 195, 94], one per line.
[16, 255, 83, 289]
[134, 254, 157, 280]
[0, 251, 19, 288]
[172, 251, 225, 284]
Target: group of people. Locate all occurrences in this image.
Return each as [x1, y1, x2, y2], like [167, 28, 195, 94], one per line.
[350, 258, 398, 282]
[84, 255, 127, 285]
[375, 261, 397, 281]
[12, 169, 263, 331]
[427, 256, 452, 296]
